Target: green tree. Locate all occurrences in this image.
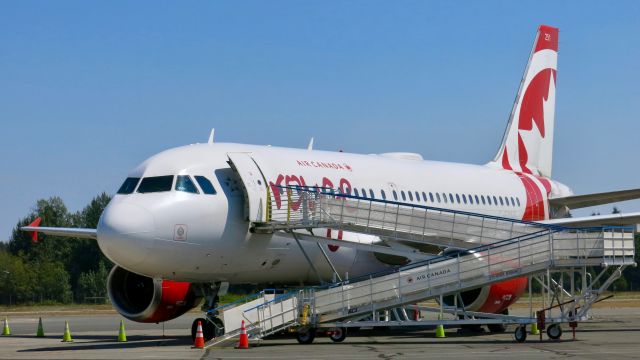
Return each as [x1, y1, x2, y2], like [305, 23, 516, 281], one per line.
[77, 261, 109, 303]
[7, 193, 113, 304]
[68, 193, 113, 300]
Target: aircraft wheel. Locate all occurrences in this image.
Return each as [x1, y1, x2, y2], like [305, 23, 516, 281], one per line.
[191, 318, 216, 342]
[329, 327, 347, 343]
[296, 328, 316, 344]
[211, 317, 225, 339]
[514, 325, 527, 343]
[547, 324, 562, 340]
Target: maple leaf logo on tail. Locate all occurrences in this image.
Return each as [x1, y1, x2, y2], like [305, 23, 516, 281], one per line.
[489, 25, 559, 179]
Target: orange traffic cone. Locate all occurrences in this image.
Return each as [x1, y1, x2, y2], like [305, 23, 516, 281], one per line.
[236, 320, 249, 349]
[193, 320, 205, 349]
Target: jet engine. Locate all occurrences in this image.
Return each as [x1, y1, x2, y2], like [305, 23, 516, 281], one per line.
[107, 266, 202, 323]
[442, 277, 528, 313]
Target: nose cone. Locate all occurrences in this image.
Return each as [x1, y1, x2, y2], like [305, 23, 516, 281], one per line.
[97, 201, 156, 269]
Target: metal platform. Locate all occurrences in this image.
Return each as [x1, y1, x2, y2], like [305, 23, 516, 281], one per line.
[205, 186, 635, 347]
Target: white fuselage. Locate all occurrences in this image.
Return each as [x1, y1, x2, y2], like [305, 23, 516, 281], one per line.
[96, 142, 572, 284]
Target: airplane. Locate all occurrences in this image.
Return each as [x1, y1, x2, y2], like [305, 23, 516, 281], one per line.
[21, 24, 640, 341]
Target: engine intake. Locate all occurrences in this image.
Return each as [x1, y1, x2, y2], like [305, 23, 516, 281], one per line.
[107, 266, 201, 323]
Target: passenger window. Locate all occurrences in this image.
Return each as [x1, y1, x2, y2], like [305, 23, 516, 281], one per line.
[462, 194, 467, 204]
[408, 191, 414, 201]
[511, 197, 516, 206]
[354, 188, 359, 197]
[369, 189, 375, 199]
[117, 177, 140, 194]
[449, 193, 454, 203]
[455, 194, 461, 203]
[516, 198, 521, 207]
[430, 192, 435, 202]
[175, 175, 199, 194]
[401, 191, 406, 201]
[415, 191, 420, 201]
[194, 176, 217, 195]
[436, 193, 441, 203]
[422, 192, 428, 202]
[487, 196, 491, 205]
[443, 193, 448, 203]
[381, 190, 387, 200]
[499, 196, 504, 206]
[493, 196, 498, 205]
[393, 190, 398, 200]
[475, 195, 480, 204]
[137, 176, 174, 193]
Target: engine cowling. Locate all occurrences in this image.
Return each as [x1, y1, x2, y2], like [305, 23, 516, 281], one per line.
[442, 277, 528, 313]
[107, 266, 202, 323]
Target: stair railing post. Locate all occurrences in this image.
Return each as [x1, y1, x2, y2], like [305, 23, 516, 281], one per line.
[451, 213, 456, 245]
[369, 275, 375, 318]
[518, 234, 522, 269]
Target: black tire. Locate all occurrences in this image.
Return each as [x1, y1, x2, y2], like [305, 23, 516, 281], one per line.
[296, 328, 316, 344]
[210, 317, 224, 339]
[329, 327, 347, 343]
[514, 325, 527, 343]
[191, 318, 216, 342]
[547, 324, 562, 340]
[487, 323, 507, 333]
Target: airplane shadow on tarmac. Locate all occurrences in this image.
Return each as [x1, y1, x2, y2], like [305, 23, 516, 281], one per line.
[256, 327, 640, 347]
[15, 335, 192, 352]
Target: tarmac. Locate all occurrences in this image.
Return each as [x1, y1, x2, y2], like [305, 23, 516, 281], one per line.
[1, 307, 639, 359]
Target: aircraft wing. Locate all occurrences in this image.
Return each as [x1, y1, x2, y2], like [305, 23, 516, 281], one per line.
[542, 212, 640, 228]
[20, 217, 97, 241]
[549, 188, 640, 209]
[20, 225, 97, 240]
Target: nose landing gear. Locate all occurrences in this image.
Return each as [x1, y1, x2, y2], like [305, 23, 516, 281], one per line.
[191, 317, 224, 342]
[191, 282, 227, 342]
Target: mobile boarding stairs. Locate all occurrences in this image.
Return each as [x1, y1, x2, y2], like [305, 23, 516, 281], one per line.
[205, 185, 636, 346]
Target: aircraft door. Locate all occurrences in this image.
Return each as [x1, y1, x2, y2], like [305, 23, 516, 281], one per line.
[227, 152, 270, 223]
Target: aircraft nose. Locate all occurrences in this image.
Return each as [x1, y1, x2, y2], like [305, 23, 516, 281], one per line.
[97, 202, 155, 268]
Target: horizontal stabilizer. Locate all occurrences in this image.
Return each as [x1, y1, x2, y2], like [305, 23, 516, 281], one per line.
[549, 188, 640, 210]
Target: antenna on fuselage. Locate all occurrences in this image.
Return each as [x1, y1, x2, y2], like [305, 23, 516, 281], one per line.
[307, 137, 314, 151]
[208, 128, 215, 144]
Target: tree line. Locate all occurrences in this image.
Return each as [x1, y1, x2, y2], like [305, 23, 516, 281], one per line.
[1, 194, 111, 305]
[1, 194, 639, 305]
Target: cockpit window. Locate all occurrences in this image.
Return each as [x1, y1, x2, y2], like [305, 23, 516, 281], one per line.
[175, 175, 199, 194]
[195, 176, 217, 195]
[117, 177, 140, 194]
[137, 176, 174, 193]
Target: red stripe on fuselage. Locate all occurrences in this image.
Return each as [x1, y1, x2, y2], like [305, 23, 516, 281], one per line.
[516, 173, 548, 221]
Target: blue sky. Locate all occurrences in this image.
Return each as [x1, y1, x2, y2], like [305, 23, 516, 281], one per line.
[1, 1, 639, 239]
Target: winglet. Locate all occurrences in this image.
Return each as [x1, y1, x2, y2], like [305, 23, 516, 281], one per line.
[26, 217, 42, 243]
[307, 137, 314, 151]
[208, 128, 215, 144]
